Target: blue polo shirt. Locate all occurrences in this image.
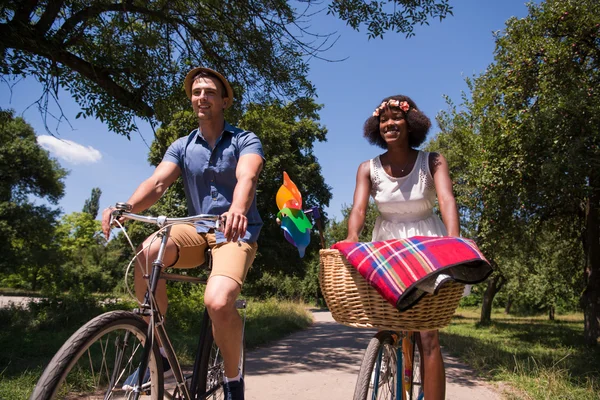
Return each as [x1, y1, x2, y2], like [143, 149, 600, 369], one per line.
[163, 122, 264, 243]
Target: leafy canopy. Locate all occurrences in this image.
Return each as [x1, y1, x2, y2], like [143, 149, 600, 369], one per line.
[0, 0, 453, 135]
[0, 109, 67, 287]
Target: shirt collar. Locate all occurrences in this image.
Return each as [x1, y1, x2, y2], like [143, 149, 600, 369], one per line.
[193, 121, 233, 144]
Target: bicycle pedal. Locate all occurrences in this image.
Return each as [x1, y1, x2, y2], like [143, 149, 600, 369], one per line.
[235, 299, 247, 309]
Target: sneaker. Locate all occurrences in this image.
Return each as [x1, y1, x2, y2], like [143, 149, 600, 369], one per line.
[122, 355, 172, 390]
[223, 376, 244, 400]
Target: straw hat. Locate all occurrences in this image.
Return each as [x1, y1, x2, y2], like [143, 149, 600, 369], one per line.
[184, 67, 234, 108]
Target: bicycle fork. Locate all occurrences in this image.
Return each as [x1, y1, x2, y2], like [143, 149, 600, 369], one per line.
[130, 226, 172, 400]
[371, 332, 404, 400]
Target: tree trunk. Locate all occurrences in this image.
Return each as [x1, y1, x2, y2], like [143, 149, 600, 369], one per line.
[581, 174, 600, 346]
[504, 295, 513, 314]
[549, 305, 555, 321]
[30, 266, 39, 292]
[480, 273, 506, 324]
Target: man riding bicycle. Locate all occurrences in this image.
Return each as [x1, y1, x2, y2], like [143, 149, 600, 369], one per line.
[101, 67, 264, 400]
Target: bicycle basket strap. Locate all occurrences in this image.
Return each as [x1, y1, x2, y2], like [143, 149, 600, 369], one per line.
[331, 237, 492, 311]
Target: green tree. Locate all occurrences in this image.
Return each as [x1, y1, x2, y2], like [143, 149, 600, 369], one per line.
[54, 211, 124, 292]
[0, 0, 453, 135]
[0, 109, 67, 290]
[56, 212, 102, 256]
[82, 187, 102, 219]
[432, 0, 600, 344]
[326, 201, 380, 246]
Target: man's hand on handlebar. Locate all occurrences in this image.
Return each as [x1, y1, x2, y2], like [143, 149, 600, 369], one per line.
[221, 210, 247, 242]
[101, 206, 125, 240]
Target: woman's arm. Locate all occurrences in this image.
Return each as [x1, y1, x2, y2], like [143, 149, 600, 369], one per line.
[429, 152, 460, 237]
[344, 161, 372, 242]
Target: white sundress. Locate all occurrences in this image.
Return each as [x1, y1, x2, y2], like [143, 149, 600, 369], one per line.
[370, 151, 446, 241]
[370, 151, 468, 294]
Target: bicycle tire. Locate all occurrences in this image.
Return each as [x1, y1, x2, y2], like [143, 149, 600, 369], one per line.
[354, 331, 398, 400]
[30, 310, 164, 400]
[410, 343, 423, 400]
[196, 320, 246, 400]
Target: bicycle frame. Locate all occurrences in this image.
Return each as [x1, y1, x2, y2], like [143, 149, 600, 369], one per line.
[111, 204, 222, 400]
[369, 332, 404, 399]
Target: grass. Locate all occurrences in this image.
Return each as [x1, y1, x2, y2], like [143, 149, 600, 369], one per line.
[439, 308, 600, 400]
[0, 293, 312, 399]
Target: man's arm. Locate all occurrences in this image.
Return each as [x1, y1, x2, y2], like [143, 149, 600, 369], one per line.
[223, 153, 263, 242]
[102, 161, 181, 239]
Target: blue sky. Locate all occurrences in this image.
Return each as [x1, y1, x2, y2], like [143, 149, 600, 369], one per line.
[1, 0, 533, 222]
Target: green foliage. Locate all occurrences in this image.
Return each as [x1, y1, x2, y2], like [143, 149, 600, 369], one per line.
[50, 212, 127, 292]
[164, 283, 207, 332]
[0, 109, 67, 290]
[326, 201, 380, 246]
[0, 109, 67, 203]
[82, 187, 102, 219]
[244, 298, 313, 349]
[329, 0, 453, 39]
[0, 0, 452, 135]
[429, 1, 600, 333]
[56, 212, 102, 256]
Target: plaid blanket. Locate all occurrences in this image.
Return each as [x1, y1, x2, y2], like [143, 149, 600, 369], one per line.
[332, 237, 492, 311]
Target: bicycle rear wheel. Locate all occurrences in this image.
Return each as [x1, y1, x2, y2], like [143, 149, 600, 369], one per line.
[354, 331, 399, 400]
[196, 319, 246, 400]
[30, 310, 163, 400]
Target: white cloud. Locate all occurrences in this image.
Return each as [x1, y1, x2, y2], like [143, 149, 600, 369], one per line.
[37, 135, 102, 165]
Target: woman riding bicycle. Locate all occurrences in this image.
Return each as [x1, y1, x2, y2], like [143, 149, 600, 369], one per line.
[341, 95, 460, 400]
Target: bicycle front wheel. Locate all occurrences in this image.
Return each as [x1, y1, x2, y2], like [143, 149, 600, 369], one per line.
[409, 339, 423, 400]
[354, 331, 399, 400]
[403, 332, 423, 400]
[30, 310, 164, 400]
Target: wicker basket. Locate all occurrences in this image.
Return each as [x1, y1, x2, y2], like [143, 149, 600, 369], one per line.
[319, 249, 465, 331]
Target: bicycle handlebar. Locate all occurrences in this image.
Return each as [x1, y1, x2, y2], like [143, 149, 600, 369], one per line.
[111, 202, 222, 230]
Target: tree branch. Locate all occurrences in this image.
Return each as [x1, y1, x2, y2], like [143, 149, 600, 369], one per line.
[35, 0, 65, 35]
[12, 0, 40, 25]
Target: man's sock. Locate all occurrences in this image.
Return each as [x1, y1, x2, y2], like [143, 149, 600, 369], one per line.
[223, 370, 242, 383]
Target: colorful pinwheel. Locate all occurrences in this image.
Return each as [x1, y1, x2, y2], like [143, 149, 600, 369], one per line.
[275, 172, 312, 257]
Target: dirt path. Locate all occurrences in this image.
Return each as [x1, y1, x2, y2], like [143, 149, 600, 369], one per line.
[0, 295, 40, 308]
[245, 309, 502, 399]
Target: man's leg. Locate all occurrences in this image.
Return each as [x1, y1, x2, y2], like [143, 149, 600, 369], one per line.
[133, 224, 208, 316]
[204, 276, 243, 378]
[204, 238, 257, 380]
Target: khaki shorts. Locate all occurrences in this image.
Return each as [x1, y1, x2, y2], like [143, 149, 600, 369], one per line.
[166, 224, 257, 286]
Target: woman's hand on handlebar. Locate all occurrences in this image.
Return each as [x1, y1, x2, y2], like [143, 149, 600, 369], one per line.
[339, 234, 360, 244]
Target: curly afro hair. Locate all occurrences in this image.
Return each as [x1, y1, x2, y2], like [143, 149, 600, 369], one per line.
[363, 95, 432, 149]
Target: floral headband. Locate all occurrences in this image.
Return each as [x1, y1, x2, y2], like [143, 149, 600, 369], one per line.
[372, 99, 410, 117]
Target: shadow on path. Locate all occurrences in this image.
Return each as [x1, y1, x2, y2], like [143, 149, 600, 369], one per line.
[246, 311, 376, 376]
